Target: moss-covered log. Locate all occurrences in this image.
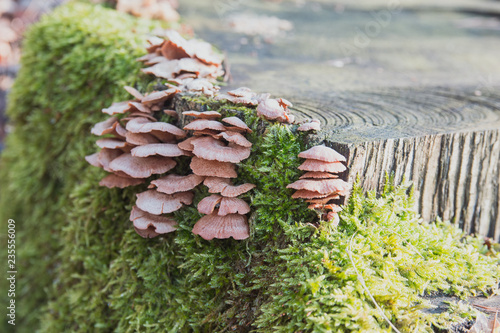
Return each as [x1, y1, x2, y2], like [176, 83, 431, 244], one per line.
[0, 2, 498, 333]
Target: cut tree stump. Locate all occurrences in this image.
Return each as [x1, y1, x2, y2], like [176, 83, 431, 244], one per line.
[179, 0, 500, 240]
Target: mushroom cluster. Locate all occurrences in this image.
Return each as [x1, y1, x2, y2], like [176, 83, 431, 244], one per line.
[179, 111, 256, 240]
[86, 30, 231, 238]
[287, 145, 351, 226]
[86, 84, 193, 237]
[139, 30, 224, 97]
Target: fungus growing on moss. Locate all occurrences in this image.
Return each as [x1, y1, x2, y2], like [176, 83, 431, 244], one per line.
[288, 144, 351, 225]
[129, 206, 177, 239]
[297, 119, 321, 132]
[256, 98, 293, 123]
[182, 111, 255, 240]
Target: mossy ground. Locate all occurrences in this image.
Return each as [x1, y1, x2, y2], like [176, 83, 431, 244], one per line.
[0, 2, 499, 332]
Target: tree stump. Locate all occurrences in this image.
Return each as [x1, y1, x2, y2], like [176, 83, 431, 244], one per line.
[179, 0, 500, 240]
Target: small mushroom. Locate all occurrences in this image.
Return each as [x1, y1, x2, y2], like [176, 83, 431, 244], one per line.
[298, 145, 346, 163]
[124, 86, 144, 100]
[256, 98, 291, 123]
[99, 174, 145, 188]
[203, 177, 232, 193]
[190, 157, 238, 178]
[108, 153, 176, 178]
[218, 197, 251, 215]
[102, 101, 131, 115]
[125, 132, 161, 146]
[216, 131, 252, 148]
[221, 117, 252, 133]
[197, 194, 223, 215]
[130, 206, 177, 238]
[178, 136, 197, 151]
[299, 172, 338, 179]
[151, 174, 205, 194]
[191, 136, 251, 163]
[126, 117, 186, 138]
[96, 138, 131, 150]
[192, 212, 249, 240]
[298, 159, 347, 173]
[128, 101, 152, 114]
[141, 89, 178, 105]
[136, 190, 193, 215]
[287, 179, 351, 196]
[182, 110, 221, 119]
[291, 190, 330, 199]
[91, 117, 118, 136]
[131, 143, 187, 158]
[220, 183, 256, 198]
[85, 152, 102, 168]
[183, 119, 226, 132]
[98, 148, 123, 172]
[297, 121, 321, 132]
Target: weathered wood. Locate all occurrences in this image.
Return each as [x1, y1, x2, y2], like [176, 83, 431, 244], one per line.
[179, 0, 500, 239]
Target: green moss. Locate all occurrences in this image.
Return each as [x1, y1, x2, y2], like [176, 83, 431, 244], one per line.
[0, 2, 159, 331]
[1, 2, 499, 333]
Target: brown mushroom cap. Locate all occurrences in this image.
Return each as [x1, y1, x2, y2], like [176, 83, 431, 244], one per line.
[102, 101, 131, 115]
[163, 109, 178, 118]
[98, 148, 123, 172]
[203, 177, 232, 193]
[178, 136, 197, 151]
[136, 190, 194, 215]
[108, 153, 176, 178]
[215, 93, 258, 106]
[134, 227, 160, 238]
[216, 131, 252, 148]
[192, 212, 249, 240]
[129, 101, 152, 114]
[191, 136, 251, 163]
[221, 117, 252, 133]
[197, 194, 223, 215]
[227, 87, 253, 97]
[256, 99, 287, 121]
[182, 110, 222, 119]
[125, 132, 161, 146]
[190, 157, 237, 178]
[126, 117, 186, 138]
[287, 179, 351, 196]
[130, 206, 177, 238]
[220, 183, 256, 197]
[151, 174, 205, 194]
[305, 193, 341, 204]
[291, 190, 330, 199]
[150, 130, 177, 143]
[85, 152, 102, 168]
[183, 119, 226, 132]
[298, 160, 347, 173]
[124, 86, 144, 100]
[91, 117, 118, 136]
[299, 172, 339, 179]
[298, 145, 346, 163]
[99, 174, 145, 188]
[297, 122, 321, 132]
[141, 89, 178, 105]
[325, 211, 340, 225]
[96, 138, 130, 150]
[218, 197, 251, 216]
[192, 129, 220, 138]
[324, 204, 343, 213]
[131, 143, 187, 158]
[114, 122, 128, 138]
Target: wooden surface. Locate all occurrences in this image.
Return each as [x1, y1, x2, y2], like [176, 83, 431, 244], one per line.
[178, 0, 500, 240]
